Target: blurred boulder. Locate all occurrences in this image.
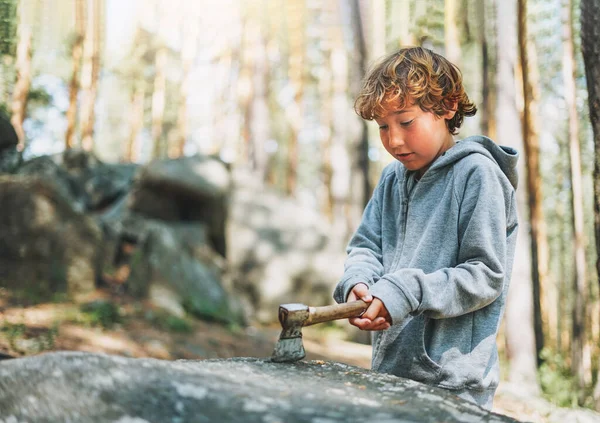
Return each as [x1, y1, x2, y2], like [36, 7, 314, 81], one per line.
[59, 148, 138, 211]
[129, 155, 230, 257]
[100, 213, 244, 325]
[0, 175, 102, 301]
[228, 170, 347, 323]
[15, 150, 137, 213]
[16, 156, 87, 212]
[0, 114, 21, 173]
[0, 351, 520, 422]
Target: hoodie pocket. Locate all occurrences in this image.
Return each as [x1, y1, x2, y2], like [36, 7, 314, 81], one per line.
[419, 316, 442, 376]
[419, 317, 443, 372]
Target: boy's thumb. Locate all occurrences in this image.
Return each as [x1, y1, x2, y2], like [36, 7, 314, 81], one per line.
[354, 283, 372, 302]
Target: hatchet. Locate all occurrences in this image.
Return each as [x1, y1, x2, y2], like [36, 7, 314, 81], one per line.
[271, 300, 368, 363]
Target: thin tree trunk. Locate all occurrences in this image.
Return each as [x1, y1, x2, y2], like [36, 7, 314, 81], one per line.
[285, 0, 304, 196]
[170, 4, 199, 159]
[65, 0, 85, 150]
[580, 0, 600, 408]
[562, 0, 591, 398]
[79, 0, 102, 152]
[151, 47, 166, 159]
[496, 0, 539, 394]
[237, 7, 253, 164]
[249, 17, 270, 180]
[478, 0, 490, 136]
[10, 10, 31, 152]
[482, 0, 497, 140]
[350, 0, 370, 210]
[444, 0, 461, 65]
[125, 81, 144, 163]
[518, 0, 546, 366]
[388, 0, 411, 48]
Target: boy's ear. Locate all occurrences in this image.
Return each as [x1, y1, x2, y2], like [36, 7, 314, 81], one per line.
[443, 100, 458, 119]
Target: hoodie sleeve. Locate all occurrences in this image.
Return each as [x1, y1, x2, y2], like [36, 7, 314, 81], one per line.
[333, 178, 386, 304]
[369, 161, 517, 325]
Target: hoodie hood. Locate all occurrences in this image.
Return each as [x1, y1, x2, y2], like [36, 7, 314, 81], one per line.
[407, 135, 519, 189]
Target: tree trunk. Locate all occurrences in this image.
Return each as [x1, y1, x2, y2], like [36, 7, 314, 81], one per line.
[387, 0, 412, 48]
[444, 0, 462, 66]
[562, 0, 591, 398]
[349, 0, 370, 210]
[284, 0, 304, 197]
[480, 0, 496, 140]
[496, 0, 539, 394]
[10, 9, 31, 152]
[580, 0, 600, 408]
[65, 0, 85, 150]
[170, 4, 199, 159]
[79, 0, 102, 152]
[151, 46, 166, 159]
[518, 0, 547, 367]
[125, 80, 144, 163]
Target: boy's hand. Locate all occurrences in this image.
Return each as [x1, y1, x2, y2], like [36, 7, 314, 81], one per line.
[347, 283, 391, 331]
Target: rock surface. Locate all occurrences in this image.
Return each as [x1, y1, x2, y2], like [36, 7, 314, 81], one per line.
[0, 351, 519, 422]
[228, 170, 347, 323]
[0, 175, 102, 300]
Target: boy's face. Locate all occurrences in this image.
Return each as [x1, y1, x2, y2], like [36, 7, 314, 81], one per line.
[375, 98, 456, 178]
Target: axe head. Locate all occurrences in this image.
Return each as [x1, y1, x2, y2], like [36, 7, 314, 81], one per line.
[271, 303, 310, 363]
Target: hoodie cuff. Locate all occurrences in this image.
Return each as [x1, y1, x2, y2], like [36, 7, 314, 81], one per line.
[369, 278, 412, 325]
[333, 274, 373, 304]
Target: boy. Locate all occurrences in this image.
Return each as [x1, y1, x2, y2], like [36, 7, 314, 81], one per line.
[333, 47, 518, 409]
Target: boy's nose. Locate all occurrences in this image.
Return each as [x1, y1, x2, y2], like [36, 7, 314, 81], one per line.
[388, 132, 405, 148]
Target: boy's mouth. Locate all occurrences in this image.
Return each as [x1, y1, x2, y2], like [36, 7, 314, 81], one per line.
[397, 152, 414, 159]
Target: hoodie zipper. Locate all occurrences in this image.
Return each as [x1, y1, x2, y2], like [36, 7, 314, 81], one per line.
[389, 173, 412, 271]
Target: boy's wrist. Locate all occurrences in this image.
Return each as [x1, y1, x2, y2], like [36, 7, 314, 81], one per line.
[369, 279, 412, 325]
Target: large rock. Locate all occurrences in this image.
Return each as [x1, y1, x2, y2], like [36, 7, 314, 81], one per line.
[16, 156, 88, 212]
[15, 150, 137, 213]
[129, 155, 230, 257]
[0, 175, 101, 300]
[228, 170, 348, 323]
[0, 351, 519, 422]
[0, 114, 21, 173]
[99, 210, 244, 325]
[58, 148, 138, 211]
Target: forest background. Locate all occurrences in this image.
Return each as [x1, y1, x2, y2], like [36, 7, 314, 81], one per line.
[1, 0, 600, 414]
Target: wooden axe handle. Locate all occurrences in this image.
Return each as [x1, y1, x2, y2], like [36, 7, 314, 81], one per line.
[304, 300, 369, 326]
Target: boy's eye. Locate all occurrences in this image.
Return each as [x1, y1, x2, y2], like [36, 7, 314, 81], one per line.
[378, 124, 388, 130]
[400, 119, 414, 127]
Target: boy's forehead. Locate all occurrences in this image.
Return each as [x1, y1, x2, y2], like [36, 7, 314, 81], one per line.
[382, 95, 417, 114]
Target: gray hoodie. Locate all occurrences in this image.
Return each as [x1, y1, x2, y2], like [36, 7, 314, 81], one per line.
[333, 136, 518, 409]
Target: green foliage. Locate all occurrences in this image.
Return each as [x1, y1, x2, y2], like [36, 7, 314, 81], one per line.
[0, 321, 58, 354]
[143, 309, 193, 333]
[27, 87, 52, 108]
[80, 300, 122, 329]
[0, 0, 18, 57]
[538, 348, 580, 407]
[0, 322, 25, 351]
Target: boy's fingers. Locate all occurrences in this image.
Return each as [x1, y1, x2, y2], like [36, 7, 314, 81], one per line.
[349, 317, 373, 330]
[350, 317, 390, 331]
[361, 302, 381, 321]
[352, 283, 373, 302]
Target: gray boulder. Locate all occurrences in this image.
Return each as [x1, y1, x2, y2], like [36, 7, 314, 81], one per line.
[0, 351, 519, 423]
[15, 150, 137, 213]
[58, 148, 138, 211]
[228, 170, 348, 323]
[98, 208, 243, 325]
[128, 155, 230, 257]
[0, 175, 101, 301]
[0, 113, 20, 174]
[16, 155, 87, 212]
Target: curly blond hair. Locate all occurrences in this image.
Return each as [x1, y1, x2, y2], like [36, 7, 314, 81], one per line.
[354, 47, 476, 135]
